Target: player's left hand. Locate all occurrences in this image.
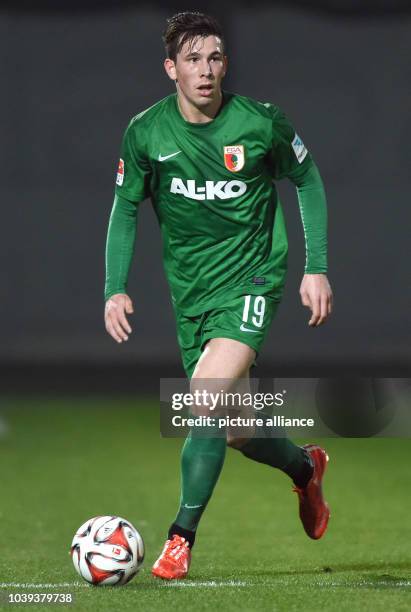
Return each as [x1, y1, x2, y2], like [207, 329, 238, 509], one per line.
[299, 274, 333, 327]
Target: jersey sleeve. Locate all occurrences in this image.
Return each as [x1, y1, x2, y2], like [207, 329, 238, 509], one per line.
[105, 194, 138, 301]
[267, 105, 313, 181]
[114, 118, 152, 203]
[293, 163, 328, 273]
[266, 104, 328, 273]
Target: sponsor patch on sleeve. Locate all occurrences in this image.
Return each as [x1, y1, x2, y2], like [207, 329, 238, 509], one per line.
[291, 133, 308, 164]
[116, 158, 124, 186]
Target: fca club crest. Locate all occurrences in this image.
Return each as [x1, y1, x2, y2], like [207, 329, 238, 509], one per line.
[224, 145, 245, 172]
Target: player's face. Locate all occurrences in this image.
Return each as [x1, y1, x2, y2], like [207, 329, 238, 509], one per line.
[164, 35, 227, 110]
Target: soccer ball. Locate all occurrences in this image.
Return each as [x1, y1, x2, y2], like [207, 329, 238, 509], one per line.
[70, 516, 144, 586]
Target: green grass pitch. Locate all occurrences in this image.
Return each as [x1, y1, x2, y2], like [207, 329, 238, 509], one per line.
[0, 397, 410, 611]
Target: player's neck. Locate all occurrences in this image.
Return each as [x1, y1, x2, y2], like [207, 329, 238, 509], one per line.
[177, 90, 223, 124]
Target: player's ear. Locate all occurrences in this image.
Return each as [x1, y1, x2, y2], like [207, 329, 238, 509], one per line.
[164, 58, 177, 81]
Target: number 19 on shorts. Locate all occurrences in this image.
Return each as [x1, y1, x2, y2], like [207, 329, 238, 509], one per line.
[242, 295, 266, 329]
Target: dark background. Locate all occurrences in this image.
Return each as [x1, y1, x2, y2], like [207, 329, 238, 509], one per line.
[1, 2, 410, 391]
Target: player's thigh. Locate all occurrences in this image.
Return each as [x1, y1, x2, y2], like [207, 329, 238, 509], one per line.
[193, 294, 278, 381]
[190, 339, 253, 422]
[190, 295, 278, 419]
[192, 338, 255, 380]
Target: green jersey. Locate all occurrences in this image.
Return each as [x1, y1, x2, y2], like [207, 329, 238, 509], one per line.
[107, 91, 327, 315]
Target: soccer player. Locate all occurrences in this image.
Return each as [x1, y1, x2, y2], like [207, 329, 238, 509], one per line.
[104, 11, 333, 580]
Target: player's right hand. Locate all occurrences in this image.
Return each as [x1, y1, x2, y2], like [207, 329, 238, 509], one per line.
[104, 293, 134, 343]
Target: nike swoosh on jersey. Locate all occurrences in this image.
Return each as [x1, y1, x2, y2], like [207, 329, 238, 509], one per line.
[240, 323, 259, 333]
[158, 151, 182, 161]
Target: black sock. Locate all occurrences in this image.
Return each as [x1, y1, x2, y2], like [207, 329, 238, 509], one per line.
[286, 450, 314, 489]
[168, 523, 196, 548]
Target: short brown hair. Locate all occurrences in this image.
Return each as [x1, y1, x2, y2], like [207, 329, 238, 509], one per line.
[162, 11, 224, 62]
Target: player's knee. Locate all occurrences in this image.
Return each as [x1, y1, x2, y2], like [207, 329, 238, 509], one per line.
[189, 377, 226, 418]
[226, 434, 251, 450]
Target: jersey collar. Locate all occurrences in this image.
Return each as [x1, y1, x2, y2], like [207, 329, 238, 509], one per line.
[171, 91, 230, 130]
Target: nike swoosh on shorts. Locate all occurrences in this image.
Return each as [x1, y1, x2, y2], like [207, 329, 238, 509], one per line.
[240, 323, 259, 333]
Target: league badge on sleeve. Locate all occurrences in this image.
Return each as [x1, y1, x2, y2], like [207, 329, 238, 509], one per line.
[116, 158, 125, 186]
[224, 145, 245, 172]
[291, 134, 308, 163]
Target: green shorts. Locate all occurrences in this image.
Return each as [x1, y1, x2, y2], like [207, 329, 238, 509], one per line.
[175, 294, 280, 378]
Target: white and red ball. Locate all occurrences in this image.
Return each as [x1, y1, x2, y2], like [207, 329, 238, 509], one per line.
[70, 516, 144, 586]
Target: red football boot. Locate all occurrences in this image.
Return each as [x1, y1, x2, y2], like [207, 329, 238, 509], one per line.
[293, 444, 330, 540]
[152, 535, 191, 580]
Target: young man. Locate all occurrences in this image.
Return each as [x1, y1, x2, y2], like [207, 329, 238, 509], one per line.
[104, 12, 333, 580]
